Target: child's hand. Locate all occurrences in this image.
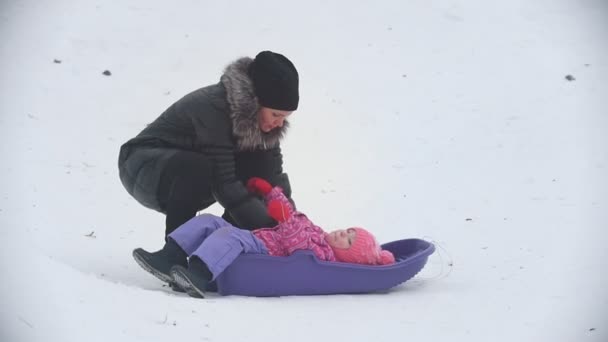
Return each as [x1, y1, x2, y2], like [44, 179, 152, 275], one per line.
[267, 199, 292, 223]
[246, 177, 272, 196]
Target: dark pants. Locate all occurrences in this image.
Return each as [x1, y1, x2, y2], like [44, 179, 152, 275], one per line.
[157, 150, 281, 236]
[157, 151, 214, 236]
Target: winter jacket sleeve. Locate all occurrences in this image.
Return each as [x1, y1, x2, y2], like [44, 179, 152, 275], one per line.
[264, 186, 295, 213]
[266, 189, 336, 261]
[234, 147, 296, 209]
[207, 145, 276, 230]
[275, 216, 335, 261]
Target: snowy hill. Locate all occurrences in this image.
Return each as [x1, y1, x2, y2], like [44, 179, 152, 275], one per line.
[1, 0, 606, 341]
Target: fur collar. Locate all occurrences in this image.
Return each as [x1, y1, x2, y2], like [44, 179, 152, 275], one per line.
[220, 57, 289, 151]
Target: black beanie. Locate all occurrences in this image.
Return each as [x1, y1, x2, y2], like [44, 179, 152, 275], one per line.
[249, 51, 299, 111]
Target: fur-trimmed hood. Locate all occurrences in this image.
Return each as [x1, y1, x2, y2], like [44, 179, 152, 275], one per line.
[220, 57, 289, 151]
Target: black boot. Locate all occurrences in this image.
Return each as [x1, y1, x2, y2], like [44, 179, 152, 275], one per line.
[170, 256, 212, 298]
[133, 239, 188, 285]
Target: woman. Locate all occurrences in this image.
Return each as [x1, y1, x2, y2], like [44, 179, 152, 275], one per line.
[118, 51, 299, 237]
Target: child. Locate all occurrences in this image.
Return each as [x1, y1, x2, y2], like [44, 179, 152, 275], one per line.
[133, 177, 395, 298]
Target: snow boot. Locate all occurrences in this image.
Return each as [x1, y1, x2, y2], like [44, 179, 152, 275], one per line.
[170, 257, 212, 298]
[132, 239, 188, 286]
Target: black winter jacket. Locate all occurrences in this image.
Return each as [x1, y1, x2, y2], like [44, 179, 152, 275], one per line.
[118, 57, 293, 229]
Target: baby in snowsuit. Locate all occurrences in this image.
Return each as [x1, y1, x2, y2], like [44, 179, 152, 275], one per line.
[133, 177, 395, 298]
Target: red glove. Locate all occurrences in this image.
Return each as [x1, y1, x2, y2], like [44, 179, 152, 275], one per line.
[267, 199, 292, 223]
[246, 177, 272, 196]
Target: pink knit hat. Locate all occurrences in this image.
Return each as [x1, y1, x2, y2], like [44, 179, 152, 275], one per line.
[332, 228, 396, 265]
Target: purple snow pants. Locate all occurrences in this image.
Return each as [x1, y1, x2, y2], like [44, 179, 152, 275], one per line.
[167, 214, 269, 280]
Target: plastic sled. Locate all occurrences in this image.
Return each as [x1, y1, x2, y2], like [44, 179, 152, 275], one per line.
[207, 238, 435, 297]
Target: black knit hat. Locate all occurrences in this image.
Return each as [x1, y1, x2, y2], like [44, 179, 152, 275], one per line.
[249, 51, 299, 111]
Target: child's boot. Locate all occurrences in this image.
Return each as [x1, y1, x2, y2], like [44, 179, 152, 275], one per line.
[132, 239, 188, 284]
[170, 256, 212, 298]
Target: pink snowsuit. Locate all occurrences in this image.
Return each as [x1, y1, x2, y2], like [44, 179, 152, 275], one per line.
[169, 186, 337, 280]
[253, 187, 337, 262]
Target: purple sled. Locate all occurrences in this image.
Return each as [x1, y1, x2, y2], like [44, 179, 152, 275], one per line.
[208, 238, 435, 297]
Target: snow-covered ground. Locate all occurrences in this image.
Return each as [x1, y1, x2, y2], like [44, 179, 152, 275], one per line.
[1, 0, 607, 341]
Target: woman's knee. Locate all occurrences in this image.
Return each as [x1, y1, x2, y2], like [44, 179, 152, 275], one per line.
[156, 153, 215, 215]
[165, 152, 212, 183]
[159, 152, 213, 200]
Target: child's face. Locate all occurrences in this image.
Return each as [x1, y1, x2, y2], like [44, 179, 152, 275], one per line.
[326, 228, 357, 249]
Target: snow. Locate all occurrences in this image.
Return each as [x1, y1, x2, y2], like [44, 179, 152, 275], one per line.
[1, 0, 607, 341]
